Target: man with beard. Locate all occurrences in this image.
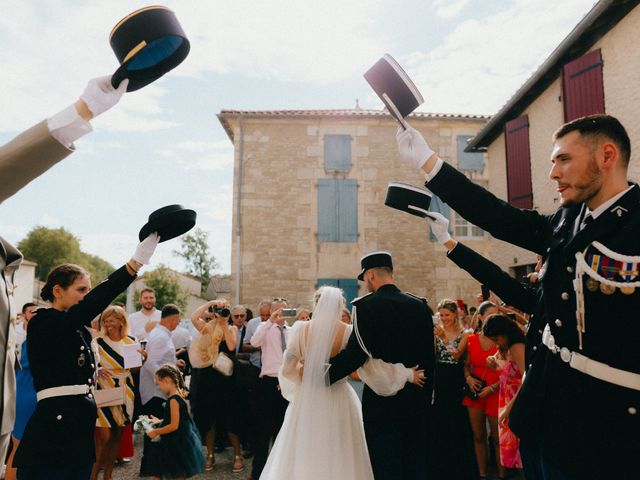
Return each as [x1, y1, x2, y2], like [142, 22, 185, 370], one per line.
[128, 288, 161, 340]
[396, 114, 640, 479]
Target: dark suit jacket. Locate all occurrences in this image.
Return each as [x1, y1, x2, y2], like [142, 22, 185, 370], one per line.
[14, 266, 135, 467]
[427, 162, 640, 477]
[329, 284, 435, 423]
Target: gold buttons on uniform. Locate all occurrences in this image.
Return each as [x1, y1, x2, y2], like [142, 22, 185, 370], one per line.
[56, 415, 62, 420]
[561, 292, 569, 301]
[566, 266, 574, 273]
[628, 407, 637, 415]
[555, 319, 563, 327]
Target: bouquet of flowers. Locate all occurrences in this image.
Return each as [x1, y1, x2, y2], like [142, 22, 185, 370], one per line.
[134, 415, 161, 442]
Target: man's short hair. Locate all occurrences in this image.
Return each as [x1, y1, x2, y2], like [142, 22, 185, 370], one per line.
[140, 287, 156, 296]
[161, 304, 180, 318]
[553, 114, 631, 166]
[370, 266, 393, 277]
[22, 302, 37, 314]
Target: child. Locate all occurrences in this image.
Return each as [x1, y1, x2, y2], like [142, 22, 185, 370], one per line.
[140, 364, 205, 479]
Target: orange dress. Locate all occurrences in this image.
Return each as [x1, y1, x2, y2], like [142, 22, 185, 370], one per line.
[462, 334, 500, 417]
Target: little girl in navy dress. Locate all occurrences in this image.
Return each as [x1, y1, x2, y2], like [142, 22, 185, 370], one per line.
[140, 364, 205, 480]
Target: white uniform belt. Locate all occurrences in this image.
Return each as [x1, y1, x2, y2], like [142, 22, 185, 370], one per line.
[542, 325, 640, 392]
[36, 384, 91, 402]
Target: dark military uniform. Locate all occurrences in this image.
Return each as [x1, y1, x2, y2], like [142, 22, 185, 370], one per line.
[14, 266, 135, 476]
[427, 162, 640, 478]
[329, 284, 435, 480]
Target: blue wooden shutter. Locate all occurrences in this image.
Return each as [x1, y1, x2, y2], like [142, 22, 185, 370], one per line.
[324, 135, 352, 172]
[428, 194, 451, 241]
[317, 278, 340, 288]
[457, 135, 484, 172]
[338, 279, 359, 306]
[337, 179, 358, 242]
[317, 179, 337, 241]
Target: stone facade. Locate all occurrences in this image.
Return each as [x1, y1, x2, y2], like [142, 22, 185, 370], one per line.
[481, 4, 640, 276]
[219, 109, 489, 310]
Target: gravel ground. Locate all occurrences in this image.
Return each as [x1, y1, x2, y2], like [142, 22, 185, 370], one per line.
[113, 432, 252, 480]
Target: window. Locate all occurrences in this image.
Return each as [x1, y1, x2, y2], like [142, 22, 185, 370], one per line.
[457, 135, 484, 172]
[317, 278, 359, 306]
[317, 179, 358, 242]
[504, 115, 533, 209]
[324, 135, 352, 172]
[454, 213, 484, 239]
[562, 49, 605, 122]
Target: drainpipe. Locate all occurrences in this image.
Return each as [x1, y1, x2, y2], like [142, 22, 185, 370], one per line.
[235, 115, 245, 304]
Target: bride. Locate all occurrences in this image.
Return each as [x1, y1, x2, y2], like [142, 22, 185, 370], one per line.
[260, 286, 424, 479]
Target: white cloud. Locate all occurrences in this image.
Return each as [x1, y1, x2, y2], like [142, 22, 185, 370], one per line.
[433, 0, 472, 19]
[370, 0, 597, 115]
[156, 140, 234, 171]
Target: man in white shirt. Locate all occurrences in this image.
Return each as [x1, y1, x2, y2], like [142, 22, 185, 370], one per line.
[128, 288, 161, 341]
[140, 304, 185, 418]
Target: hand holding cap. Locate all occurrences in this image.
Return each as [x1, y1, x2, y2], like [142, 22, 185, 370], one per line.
[396, 123, 434, 170]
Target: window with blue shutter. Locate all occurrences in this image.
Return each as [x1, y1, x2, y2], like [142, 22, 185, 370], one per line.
[457, 135, 484, 172]
[317, 278, 359, 305]
[317, 179, 358, 242]
[428, 193, 452, 242]
[324, 135, 352, 172]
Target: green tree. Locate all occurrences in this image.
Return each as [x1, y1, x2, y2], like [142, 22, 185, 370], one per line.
[17, 226, 114, 283]
[173, 228, 219, 296]
[138, 264, 189, 312]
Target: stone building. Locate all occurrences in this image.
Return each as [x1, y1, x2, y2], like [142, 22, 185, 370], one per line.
[218, 108, 489, 309]
[466, 0, 640, 279]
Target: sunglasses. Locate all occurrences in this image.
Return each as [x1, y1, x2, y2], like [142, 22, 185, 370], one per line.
[233, 314, 246, 319]
[272, 297, 288, 302]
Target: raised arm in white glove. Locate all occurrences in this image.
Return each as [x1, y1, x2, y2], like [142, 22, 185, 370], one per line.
[396, 124, 435, 169]
[79, 76, 128, 118]
[425, 211, 453, 245]
[132, 232, 160, 266]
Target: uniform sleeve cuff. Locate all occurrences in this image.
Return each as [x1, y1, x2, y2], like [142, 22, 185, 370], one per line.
[424, 157, 444, 182]
[47, 104, 93, 148]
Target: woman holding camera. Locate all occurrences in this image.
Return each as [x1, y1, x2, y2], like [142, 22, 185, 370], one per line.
[13, 234, 159, 480]
[189, 300, 244, 473]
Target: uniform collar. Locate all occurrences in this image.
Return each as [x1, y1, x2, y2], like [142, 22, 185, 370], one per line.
[376, 284, 400, 293]
[585, 184, 634, 221]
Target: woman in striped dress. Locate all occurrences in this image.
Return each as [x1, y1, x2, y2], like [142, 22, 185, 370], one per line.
[90, 306, 138, 480]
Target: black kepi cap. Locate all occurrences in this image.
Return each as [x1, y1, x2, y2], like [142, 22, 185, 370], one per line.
[110, 6, 190, 92]
[385, 182, 433, 218]
[358, 251, 393, 281]
[139, 204, 197, 243]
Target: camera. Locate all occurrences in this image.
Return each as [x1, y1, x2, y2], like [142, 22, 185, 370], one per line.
[282, 308, 297, 318]
[208, 305, 231, 317]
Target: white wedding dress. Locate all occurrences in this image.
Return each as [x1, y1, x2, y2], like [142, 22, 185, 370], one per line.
[260, 287, 414, 480]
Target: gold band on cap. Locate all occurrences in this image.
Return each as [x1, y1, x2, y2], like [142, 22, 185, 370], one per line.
[123, 40, 148, 62]
[109, 5, 171, 40]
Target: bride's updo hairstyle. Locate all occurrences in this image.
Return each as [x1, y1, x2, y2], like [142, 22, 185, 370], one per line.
[312, 286, 346, 311]
[41, 264, 90, 302]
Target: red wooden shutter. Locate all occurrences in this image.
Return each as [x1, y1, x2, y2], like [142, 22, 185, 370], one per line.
[562, 49, 605, 122]
[504, 115, 533, 209]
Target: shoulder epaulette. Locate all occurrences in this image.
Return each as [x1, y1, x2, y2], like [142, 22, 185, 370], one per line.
[405, 292, 429, 304]
[351, 292, 374, 306]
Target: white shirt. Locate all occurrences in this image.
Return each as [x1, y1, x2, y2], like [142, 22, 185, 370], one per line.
[251, 321, 288, 378]
[244, 317, 265, 368]
[140, 325, 176, 404]
[47, 105, 92, 148]
[573, 185, 634, 233]
[128, 309, 161, 341]
[171, 325, 192, 350]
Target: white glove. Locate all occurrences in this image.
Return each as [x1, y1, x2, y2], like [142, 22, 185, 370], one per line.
[132, 233, 160, 265]
[425, 212, 452, 245]
[80, 76, 128, 117]
[396, 124, 434, 169]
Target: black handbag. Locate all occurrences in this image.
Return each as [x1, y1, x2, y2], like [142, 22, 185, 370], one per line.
[462, 373, 486, 400]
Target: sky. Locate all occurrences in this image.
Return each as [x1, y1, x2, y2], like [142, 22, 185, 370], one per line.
[0, 0, 597, 274]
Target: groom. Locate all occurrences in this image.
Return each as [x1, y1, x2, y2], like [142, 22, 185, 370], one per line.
[328, 251, 435, 479]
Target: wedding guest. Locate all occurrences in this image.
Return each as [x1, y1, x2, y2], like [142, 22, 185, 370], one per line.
[242, 300, 271, 369]
[128, 288, 161, 341]
[4, 304, 38, 480]
[190, 300, 243, 473]
[341, 308, 352, 324]
[431, 299, 478, 479]
[141, 305, 185, 419]
[172, 321, 192, 376]
[291, 308, 310, 326]
[91, 306, 137, 480]
[14, 233, 158, 479]
[463, 313, 503, 479]
[249, 299, 289, 480]
[484, 314, 526, 473]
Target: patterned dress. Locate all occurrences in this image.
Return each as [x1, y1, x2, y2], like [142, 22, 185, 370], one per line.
[96, 335, 137, 427]
[498, 360, 523, 468]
